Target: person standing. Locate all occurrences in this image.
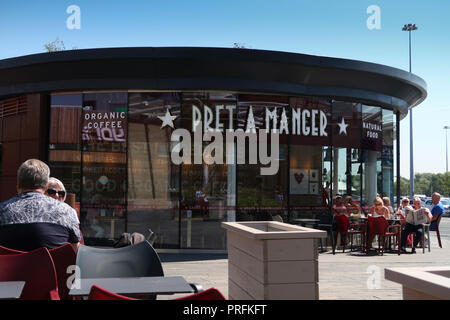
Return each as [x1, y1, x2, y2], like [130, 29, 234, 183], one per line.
[332, 195, 348, 216]
[0, 159, 81, 252]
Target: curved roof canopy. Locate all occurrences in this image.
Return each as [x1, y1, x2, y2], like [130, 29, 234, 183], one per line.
[0, 47, 427, 115]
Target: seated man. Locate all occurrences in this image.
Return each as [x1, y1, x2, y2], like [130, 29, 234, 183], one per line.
[400, 197, 432, 254]
[429, 192, 444, 231]
[0, 159, 81, 252]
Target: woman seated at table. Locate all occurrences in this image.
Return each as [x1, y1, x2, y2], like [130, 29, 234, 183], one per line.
[332, 195, 348, 216]
[396, 198, 412, 219]
[369, 197, 391, 219]
[382, 197, 395, 217]
[344, 195, 362, 217]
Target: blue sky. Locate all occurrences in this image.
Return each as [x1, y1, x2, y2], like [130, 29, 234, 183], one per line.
[0, 0, 449, 178]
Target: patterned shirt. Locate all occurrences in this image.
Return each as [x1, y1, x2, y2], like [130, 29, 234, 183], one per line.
[0, 192, 81, 250]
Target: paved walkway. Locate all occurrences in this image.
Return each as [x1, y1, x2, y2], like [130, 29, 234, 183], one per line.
[160, 218, 450, 300]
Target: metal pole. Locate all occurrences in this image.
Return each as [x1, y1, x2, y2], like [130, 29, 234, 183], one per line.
[396, 111, 401, 209]
[445, 126, 449, 172]
[409, 30, 414, 197]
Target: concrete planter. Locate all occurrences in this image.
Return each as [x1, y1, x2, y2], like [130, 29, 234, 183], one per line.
[222, 221, 327, 300]
[385, 266, 450, 300]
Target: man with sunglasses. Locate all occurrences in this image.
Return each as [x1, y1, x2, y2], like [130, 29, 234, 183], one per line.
[0, 159, 81, 252]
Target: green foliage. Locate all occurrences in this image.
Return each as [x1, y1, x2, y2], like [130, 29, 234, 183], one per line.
[44, 37, 66, 52]
[395, 172, 450, 197]
[44, 38, 78, 52]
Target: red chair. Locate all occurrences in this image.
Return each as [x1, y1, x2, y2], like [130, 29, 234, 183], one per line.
[430, 215, 443, 248]
[88, 285, 226, 301]
[367, 216, 401, 255]
[0, 245, 25, 255]
[0, 247, 60, 300]
[48, 244, 77, 300]
[88, 285, 138, 300]
[0, 243, 77, 300]
[171, 288, 226, 300]
[332, 215, 366, 254]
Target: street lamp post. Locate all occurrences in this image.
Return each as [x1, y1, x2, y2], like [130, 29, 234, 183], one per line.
[445, 126, 449, 172]
[402, 23, 418, 196]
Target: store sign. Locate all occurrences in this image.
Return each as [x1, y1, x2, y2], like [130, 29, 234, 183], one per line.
[159, 105, 352, 175]
[362, 120, 382, 151]
[191, 105, 328, 137]
[363, 121, 382, 139]
[82, 111, 127, 143]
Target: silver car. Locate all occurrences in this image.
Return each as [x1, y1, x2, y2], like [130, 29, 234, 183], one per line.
[425, 198, 450, 216]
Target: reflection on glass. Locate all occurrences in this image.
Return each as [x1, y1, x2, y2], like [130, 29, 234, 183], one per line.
[237, 95, 288, 222]
[361, 105, 382, 211]
[81, 93, 128, 243]
[381, 109, 394, 204]
[331, 101, 362, 208]
[180, 92, 236, 249]
[127, 92, 180, 249]
[289, 97, 332, 221]
[46, 90, 401, 249]
[48, 93, 82, 222]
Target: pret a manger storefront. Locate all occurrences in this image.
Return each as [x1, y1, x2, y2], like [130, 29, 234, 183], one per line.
[0, 47, 427, 249]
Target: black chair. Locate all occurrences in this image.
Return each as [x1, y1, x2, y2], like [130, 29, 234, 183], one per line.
[76, 240, 164, 279]
[316, 214, 334, 252]
[76, 241, 202, 299]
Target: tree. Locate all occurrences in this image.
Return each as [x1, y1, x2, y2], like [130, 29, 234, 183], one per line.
[43, 38, 78, 52]
[233, 42, 250, 49]
[44, 37, 66, 52]
[394, 176, 410, 196]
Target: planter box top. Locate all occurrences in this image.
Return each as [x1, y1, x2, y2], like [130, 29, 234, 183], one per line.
[222, 221, 327, 240]
[385, 266, 450, 300]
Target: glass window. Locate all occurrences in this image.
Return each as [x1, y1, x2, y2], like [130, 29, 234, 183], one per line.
[48, 93, 82, 218]
[128, 92, 181, 249]
[331, 101, 362, 204]
[180, 92, 236, 249]
[236, 94, 288, 222]
[361, 105, 382, 211]
[289, 97, 332, 221]
[381, 109, 395, 204]
[81, 92, 128, 244]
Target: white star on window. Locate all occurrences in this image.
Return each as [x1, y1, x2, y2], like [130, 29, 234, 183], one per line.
[337, 117, 348, 135]
[158, 109, 177, 129]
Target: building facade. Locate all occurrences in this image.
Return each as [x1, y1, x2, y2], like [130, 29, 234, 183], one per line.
[0, 48, 427, 249]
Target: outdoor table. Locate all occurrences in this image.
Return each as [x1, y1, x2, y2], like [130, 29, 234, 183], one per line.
[0, 281, 25, 300]
[69, 276, 194, 298]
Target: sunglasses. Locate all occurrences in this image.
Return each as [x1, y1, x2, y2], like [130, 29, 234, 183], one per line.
[47, 188, 66, 197]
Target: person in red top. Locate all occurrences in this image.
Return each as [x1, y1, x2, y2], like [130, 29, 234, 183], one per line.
[332, 195, 348, 216]
[344, 195, 362, 216]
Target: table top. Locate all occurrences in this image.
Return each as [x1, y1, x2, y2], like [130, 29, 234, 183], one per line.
[69, 276, 194, 297]
[293, 219, 320, 223]
[0, 281, 25, 300]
